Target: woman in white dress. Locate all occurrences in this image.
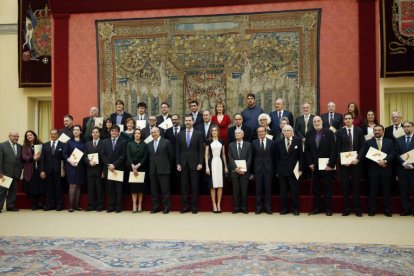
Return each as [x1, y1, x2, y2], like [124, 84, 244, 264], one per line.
[205, 125, 228, 213]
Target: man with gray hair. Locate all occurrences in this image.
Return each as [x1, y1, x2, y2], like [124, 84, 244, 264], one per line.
[384, 111, 403, 142]
[269, 98, 294, 131]
[82, 106, 100, 141]
[0, 131, 23, 212]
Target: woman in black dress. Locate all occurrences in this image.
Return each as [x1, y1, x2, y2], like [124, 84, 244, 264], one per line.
[101, 118, 113, 140]
[22, 130, 45, 210]
[63, 125, 86, 212]
[126, 128, 148, 212]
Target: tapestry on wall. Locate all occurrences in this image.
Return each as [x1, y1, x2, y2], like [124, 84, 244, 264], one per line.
[380, 0, 414, 77]
[96, 10, 320, 118]
[18, 0, 51, 87]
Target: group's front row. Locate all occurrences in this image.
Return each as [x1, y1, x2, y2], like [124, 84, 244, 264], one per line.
[1, 115, 413, 217]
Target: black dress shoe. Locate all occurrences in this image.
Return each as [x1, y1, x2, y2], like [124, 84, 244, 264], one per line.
[115, 210, 122, 213]
[368, 212, 375, 216]
[150, 209, 159, 214]
[56, 208, 63, 211]
[242, 210, 248, 214]
[68, 209, 74, 213]
[400, 211, 411, 216]
[342, 212, 350, 216]
[309, 210, 321, 215]
[293, 211, 300, 216]
[326, 211, 333, 216]
[86, 208, 96, 212]
[232, 210, 240, 214]
[192, 210, 198, 214]
[96, 209, 103, 212]
[265, 210, 273, 215]
[31, 206, 37, 211]
[255, 210, 262, 214]
[163, 209, 169, 214]
[280, 210, 289, 215]
[43, 207, 54, 211]
[180, 209, 189, 214]
[355, 212, 363, 217]
[74, 207, 83, 211]
[106, 209, 114, 213]
[384, 212, 392, 217]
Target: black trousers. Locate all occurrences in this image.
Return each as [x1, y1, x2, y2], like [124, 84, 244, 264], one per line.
[340, 164, 362, 212]
[181, 165, 199, 210]
[0, 178, 18, 210]
[150, 174, 170, 210]
[46, 170, 63, 209]
[255, 172, 272, 212]
[279, 174, 299, 212]
[107, 180, 123, 211]
[232, 173, 249, 211]
[87, 174, 104, 210]
[312, 171, 335, 211]
[398, 169, 414, 213]
[368, 172, 391, 213]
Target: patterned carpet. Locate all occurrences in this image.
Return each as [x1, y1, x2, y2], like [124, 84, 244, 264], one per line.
[0, 236, 413, 275]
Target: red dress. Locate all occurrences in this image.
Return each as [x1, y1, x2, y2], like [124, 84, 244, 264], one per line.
[212, 114, 231, 144]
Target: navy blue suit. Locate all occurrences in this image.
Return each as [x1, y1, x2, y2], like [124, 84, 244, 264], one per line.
[395, 135, 414, 214]
[364, 137, 394, 214]
[321, 112, 343, 131]
[269, 110, 294, 131]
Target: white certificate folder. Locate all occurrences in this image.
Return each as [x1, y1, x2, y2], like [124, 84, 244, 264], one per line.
[108, 170, 124, 182]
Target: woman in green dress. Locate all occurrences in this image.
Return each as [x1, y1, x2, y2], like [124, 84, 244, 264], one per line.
[126, 128, 148, 212]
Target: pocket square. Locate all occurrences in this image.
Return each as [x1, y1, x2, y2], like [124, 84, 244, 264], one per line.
[294, 145, 298, 149]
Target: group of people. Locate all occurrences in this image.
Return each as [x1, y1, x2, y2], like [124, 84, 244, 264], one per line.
[0, 94, 413, 217]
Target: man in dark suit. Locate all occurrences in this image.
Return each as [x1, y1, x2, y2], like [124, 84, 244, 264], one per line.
[269, 98, 294, 131]
[188, 100, 203, 130]
[395, 120, 414, 216]
[101, 125, 127, 213]
[228, 113, 252, 144]
[228, 129, 252, 214]
[110, 100, 132, 126]
[0, 131, 23, 212]
[156, 102, 172, 126]
[197, 110, 213, 142]
[305, 116, 337, 216]
[164, 114, 184, 194]
[83, 127, 104, 212]
[148, 127, 174, 214]
[336, 113, 366, 217]
[275, 125, 304, 215]
[384, 111, 403, 142]
[59, 114, 74, 139]
[364, 125, 394, 216]
[39, 129, 64, 211]
[295, 102, 315, 140]
[320, 101, 343, 132]
[252, 127, 274, 214]
[176, 115, 204, 214]
[142, 115, 164, 140]
[82, 106, 99, 142]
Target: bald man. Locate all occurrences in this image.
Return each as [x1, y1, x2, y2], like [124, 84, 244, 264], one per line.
[83, 106, 100, 141]
[0, 131, 23, 212]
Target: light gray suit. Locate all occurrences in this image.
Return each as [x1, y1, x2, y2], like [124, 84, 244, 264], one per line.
[0, 140, 23, 210]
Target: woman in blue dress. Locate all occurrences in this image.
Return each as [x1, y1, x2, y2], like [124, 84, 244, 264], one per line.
[205, 125, 228, 213]
[63, 125, 86, 212]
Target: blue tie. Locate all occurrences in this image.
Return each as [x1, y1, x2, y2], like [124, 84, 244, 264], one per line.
[112, 139, 116, 150]
[406, 136, 411, 150]
[186, 131, 191, 147]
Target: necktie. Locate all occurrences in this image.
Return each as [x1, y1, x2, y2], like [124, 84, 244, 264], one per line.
[51, 141, 56, 155]
[237, 143, 242, 159]
[348, 129, 353, 151]
[87, 118, 94, 137]
[93, 140, 97, 148]
[112, 139, 116, 150]
[315, 132, 321, 149]
[261, 139, 264, 150]
[12, 144, 17, 156]
[278, 111, 281, 120]
[186, 131, 191, 147]
[205, 124, 209, 138]
[287, 138, 291, 151]
[154, 139, 158, 153]
[407, 136, 411, 148]
[329, 113, 333, 125]
[174, 127, 178, 136]
[395, 125, 399, 131]
[304, 116, 309, 134]
[377, 138, 382, 151]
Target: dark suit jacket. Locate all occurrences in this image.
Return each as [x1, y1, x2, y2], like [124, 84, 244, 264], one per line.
[321, 112, 343, 130]
[110, 112, 132, 126]
[188, 112, 203, 129]
[295, 115, 315, 139]
[364, 137, 394, 176]
[0, 141, 23, 178]
[101, 137, 126, 175]
[148, 138, 173, 175]
[39, 140, 64, 175]
[156, 114, 172, 126]
[395, 135, 414, 173]
[275, 136, 304, 176]
[269, 110, 294, 130]
[305, 129, 337, 169]
[228, 125, 252, 144]
[142, 125, 164, 140]
[196, 122, 214, 142]
[176, 128, 204, 170]
[336, 127, 366, 162]
[384, 124, 402, 143]
[228, 141, 252, 175]
[83, 139, 104, 177]
[251, 138, 274, 175]
[164, 125, 184, 148]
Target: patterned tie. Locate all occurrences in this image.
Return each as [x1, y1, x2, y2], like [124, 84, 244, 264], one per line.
[186, 131, 191, 147]
[278, 111, 282, 120]
[51, 141, 56, 155]
[376, 138, 382, 151]
[329, 113, 333, 126]
[304, 116, 309, 134]
[348, 128, 353, 151]
[12, 143, 17, 157]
